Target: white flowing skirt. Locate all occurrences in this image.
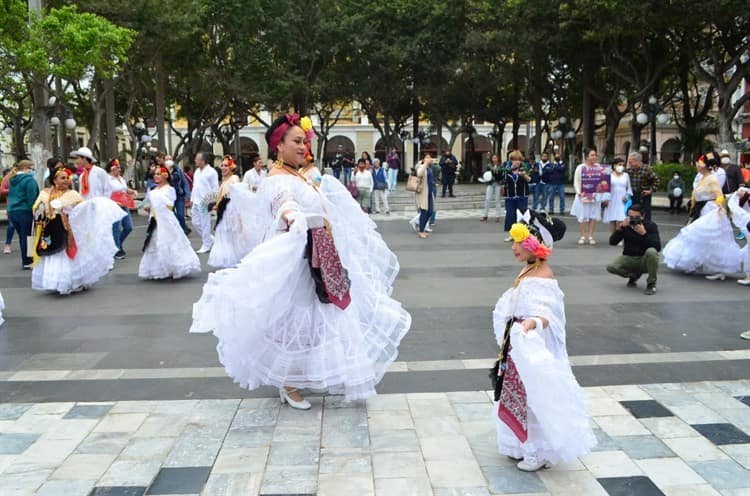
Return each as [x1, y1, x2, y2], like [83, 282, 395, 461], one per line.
[139, 211, 201, 279]
[602, 187, 629, 222]
[208, 187, 260, 269]
[663, 205, 742, 274]
[570, 195, 601, 222]
[191, 177, 411, 401]
[32, 198, 125, 294]
[0, 291, 4, 327]
[495, 326, 596, 464]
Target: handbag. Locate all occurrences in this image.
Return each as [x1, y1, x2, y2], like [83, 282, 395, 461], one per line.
[406, 174, 423, 193]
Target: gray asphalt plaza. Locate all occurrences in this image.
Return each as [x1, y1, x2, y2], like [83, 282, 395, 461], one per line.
[1, 206, 749, 495]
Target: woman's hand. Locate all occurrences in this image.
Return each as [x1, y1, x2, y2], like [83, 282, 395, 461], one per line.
[520, 317, 548, 333]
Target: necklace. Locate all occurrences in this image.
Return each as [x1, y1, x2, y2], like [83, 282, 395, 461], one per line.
[513, 259, 541, 287]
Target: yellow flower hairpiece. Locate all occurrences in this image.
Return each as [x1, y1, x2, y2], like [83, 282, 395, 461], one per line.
[300, 116, 313, 133]
[509, 223, 531, 243]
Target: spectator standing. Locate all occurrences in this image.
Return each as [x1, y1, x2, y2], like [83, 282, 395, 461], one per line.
[626, 152, 659, 222]
[535, 153, 551, 211]
[164, 154, 191, 235]
[502, 150, 531, 240]
[543, 154, 567, 214]
[606, 205, 661, 295]
[719, 149, 745, 195]
[602, 158, 632, 234]
[372, 159, 390, 214]
[331, 145, 344, 181]
[667, 171, 686, 214]
[242, 156, 267, 192]
[386, 147, 400, 192]
[342, 149, 355, 186]
[353, 159, 373, 213]
[571, 147, 605, 245]
[528, 155, 543, 210]
[7, 160, 39, 269]
[1, 166, 16, 254]
[480, 153, 504, 222]
[439, 150, 457, 197]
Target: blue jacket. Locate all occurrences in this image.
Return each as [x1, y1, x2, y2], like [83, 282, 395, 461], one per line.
[170, 166, 191, 198]
[7, 172, 39, 213]
[542, 160, 567, 185]
[373, 167, 388, 189]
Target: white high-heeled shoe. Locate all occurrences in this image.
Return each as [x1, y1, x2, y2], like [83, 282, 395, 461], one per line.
[279, 388, 311, 410]
[517, 456, 551, 472]
[705, 273, 726, 281]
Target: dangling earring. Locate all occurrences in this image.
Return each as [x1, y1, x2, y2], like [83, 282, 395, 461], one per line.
[274, 158, 284, 169]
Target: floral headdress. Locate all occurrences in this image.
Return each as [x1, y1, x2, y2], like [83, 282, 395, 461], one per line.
[266, 113, 315, 158]
[222, 155, 236, 170]
[509, 210, 566, 259]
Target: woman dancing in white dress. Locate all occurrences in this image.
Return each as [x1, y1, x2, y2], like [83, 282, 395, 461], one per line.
[191, 113, 411, 408]
[31, 166, 125, 294]
[663, 152, 742, 279]
[492, 210, 596, 471]
[139, 166, 201, 279]
[207, 156, 258, 269]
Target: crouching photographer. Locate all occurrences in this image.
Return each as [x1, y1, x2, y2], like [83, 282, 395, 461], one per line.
[606, 204, 662, 295]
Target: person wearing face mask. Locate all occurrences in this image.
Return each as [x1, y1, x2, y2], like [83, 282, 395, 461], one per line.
[667, 171, 686, 214]
[602, 158, 632, 234]
[719, 149, 744, 195]
[663, 153, 742, 280]
[190, 113, 411, 409]
[353, 158, 374, 213]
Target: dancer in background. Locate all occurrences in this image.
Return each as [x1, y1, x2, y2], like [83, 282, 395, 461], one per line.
[191, 113, 411, 408]
[31, 166, 125, 294]
[492, 210, 595, 471]
[107, 158, 137, 260]
[208, 156, 258, 269]
[139, 167, 201, 280]
[728, 187, 750, 286]
[191, 151, 219, 254]
[663, 153, 742, 279]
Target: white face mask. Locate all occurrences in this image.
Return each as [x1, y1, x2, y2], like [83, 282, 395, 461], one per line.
[673, 175, 679, 179]
[614, 165, 624, 173]
[721, 157, 730, 165]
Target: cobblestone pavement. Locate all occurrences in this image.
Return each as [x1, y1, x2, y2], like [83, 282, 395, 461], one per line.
[1, 380, 749, 495]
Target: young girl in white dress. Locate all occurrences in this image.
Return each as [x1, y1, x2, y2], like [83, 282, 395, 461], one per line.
[570, 147, 605, 245]
[139, 167, 201, 279]
[191, 113, 411, 408]
[492, 210, 596, 472]
[663, 153, 742, 279]
[31, 166, 125, 294]
[602, 159, 632, 233]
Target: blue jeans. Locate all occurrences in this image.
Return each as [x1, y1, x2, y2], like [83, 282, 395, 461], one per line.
[546, 183, 565, 213]
[174, 195, 189, 234]
[8, 209, 33, 266]
[504, 197, 528, 231]
[530, 183, 545, 210]
[5, 221, 15, 245]
[112, 207, 133, 251]
[343, 167, 353, 186]
[387, 168, 398, 191]
[333, 167, 341, 180]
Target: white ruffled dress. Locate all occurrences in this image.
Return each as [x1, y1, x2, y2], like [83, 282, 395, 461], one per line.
[208, 181, 260, 269]
[492, 277, 596, 464]
[602, 173, 632, 222]
[139, 185, 201, 279]
[32, 196, 126, 295]
[191, 174, 411, 401]
[0, 291, 4, 327]
[570, 164, 604, 223]
[728, 188, 750, 276]
[663, 178, 741, 274]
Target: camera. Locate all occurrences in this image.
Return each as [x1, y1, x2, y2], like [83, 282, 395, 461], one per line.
[629, 216, 642, 226]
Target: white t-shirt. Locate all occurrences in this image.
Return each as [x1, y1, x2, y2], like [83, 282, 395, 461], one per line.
[243, 168, 267, 190]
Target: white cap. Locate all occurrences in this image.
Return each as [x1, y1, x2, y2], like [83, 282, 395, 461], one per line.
[70, 146, 96, 162]
[720, 149, 730, 157]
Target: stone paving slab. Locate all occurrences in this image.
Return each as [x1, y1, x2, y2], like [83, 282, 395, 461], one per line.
[0, 381, 748, 496]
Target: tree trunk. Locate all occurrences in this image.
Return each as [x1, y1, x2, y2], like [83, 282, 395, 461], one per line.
[29, 75, 51, 186]
[716, 102, 735, 154]
[103, 78, 117, 159]
[582, 87, 593, 151]
[155, 51, 166, 151]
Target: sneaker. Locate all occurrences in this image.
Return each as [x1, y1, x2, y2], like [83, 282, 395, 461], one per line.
[425, 225, 433, 233]
[480, 217, 488, 222]
[114, 250, 126, 260]
[196, 246, 211, 254]
[741, 330, 750, 340]
[644, 284, 656, 295]
[738, 277, 750, 286]
[517, 456, 551, 472]
[737, 232, 746, 240]
[22, 263, 33, 270]
[3, 244, 10, 254]
[588, 237, 596, 245]
[504, 236, 513, 242]
[705, 273, 726, 281]
[627, 277, 639, 288]
[578, 236, 585, 245]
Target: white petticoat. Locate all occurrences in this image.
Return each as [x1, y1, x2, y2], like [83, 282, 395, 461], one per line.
[663, 204, 742, 274]
[208, 184, 260, 269]
[0, 291, 4, 327]
[139, 186, 201, 279]
[32, 197, 125, 294]
[570, 195, 601, 222]
[191, 175, 411, 401]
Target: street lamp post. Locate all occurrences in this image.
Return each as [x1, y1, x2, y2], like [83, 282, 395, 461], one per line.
[46, 96, 76, 159]
[636, 96, 669, 165]
[551, 117, 576, 168]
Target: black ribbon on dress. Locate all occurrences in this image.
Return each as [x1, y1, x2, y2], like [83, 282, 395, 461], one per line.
[142, 217, 157, 252]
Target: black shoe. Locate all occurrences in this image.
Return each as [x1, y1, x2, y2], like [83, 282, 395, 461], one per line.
[114, 250, 126, 260]
[22, 263, 33, 270]
[644, 284, 656, 295]
[449, 194, 456, 198]
[626, 277, 638, 288]
[185, 228, 192, 235]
